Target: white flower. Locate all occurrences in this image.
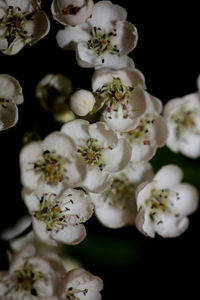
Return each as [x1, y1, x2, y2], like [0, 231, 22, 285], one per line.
[90, 161, 153, 228]
[0, 0, 50, 55]
[120, 91, 168, 162]
[70, 89, 95, 116]
[35, 73, 73, 113]
[0, 74, 24, 131]
[51, 0, 94, 26]
[0, 245, 65, 299]
[56, 0, 137, 69]
[164, 92, 200, 158]
[135, 165, 199, 238]
[92, 67, 146, 131]
[61, 119, 132, 193]
[20, 131, 86, 191]
[61, 268, 103, 300]
[22, 186, 93, 246]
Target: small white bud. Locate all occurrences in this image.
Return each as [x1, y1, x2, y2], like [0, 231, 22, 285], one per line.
[70, 89, 95, 116]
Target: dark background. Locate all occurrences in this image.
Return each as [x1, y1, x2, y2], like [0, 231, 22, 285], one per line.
[0, 1, 200, 299]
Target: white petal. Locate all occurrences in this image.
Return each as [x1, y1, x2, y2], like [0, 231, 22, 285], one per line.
[179, 134, 200, 159]
[56, 23, 89, 50]
[2, 37, 26, 55]
[173, 183, 199, 216]
[51, 224, 86, 245]
[32, 219, 57, 246]
[154, 214, 189, 238]
[0, 74, 23, 104]
[114, 21, 138, 55]
[6, 0, 38, 12]
[20, 141, 42, 163]
[154, 115, 168, 146]
[95, 200, 136, 228]
[29, 10, 50, 45]
[1, 215, 32, 241]
[88, 122, 118, 148]
[103, 138, 132, 172]
[42, 131, 76, 157]
[10, 245, 35, 272]
[96, 52, 135, 69]
[61, 119, 89, 146]
[197, 74, 200, 90]
[0, 38, 8, 50]
[65, 154, 86, 187]
[131, 140, 157, 162]
[61, 188, 93, 221]
[0, 102, 18, 131]
[82, 167, 112, 193]
[137, 209, 155, 238]
[20, 166, 41, 190]
[153, 165, 183, 189]
[121, 161, 154, 185]
[88, 0, 127, 29]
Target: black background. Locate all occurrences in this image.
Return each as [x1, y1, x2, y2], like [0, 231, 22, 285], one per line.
[0, 1, 200, 299]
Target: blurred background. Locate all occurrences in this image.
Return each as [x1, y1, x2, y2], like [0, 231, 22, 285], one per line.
[0, 0, 200, 298]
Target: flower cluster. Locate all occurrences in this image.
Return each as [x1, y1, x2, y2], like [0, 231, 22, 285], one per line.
[0, 0, 199, 299]
[0, 245, 103, 299]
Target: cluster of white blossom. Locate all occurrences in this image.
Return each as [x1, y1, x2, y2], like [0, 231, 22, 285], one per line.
[0, 0, 199, 298]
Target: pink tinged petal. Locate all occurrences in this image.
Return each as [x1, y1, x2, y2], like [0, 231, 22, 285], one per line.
[2, 37, 26, 55]
[0, 102, 18, 131]
[113, 21, 138, 55]
[129, 87, 147, 119]
[173, 183, 199, 216]
[103, 138, 132, 173]
[0, 74, 23, 104]
[51, 224, 86, 245]
[88, 0, 127, 29]
[154, 115, 168, 146]
[95, 199, 136, 228]
[82, 167, 113, 193]
[88, 122, 118, 148]
[61, 119, 89, 146]
[56, 23, 90, 50]
[28, 10, 50, 46]
[42, 131, 76, 157]
[154, 165, 183, 189]
[32, 219, 57, 246]
[154, 214, 189, 238]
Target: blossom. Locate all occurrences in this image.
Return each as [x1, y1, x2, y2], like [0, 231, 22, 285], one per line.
[22, 186, 93, 246]
[92, 67, 146, 131]
[0, 245, 65, 299]
[0, 0, 50, 55]
[135, 165, 199, 238]
[35, 73, 73, 113]
[56, 0, 138, 69]
[61, 268, 103, 300]
[70, 89, 95, 116]
[120, 91, 168, 162]
[90, 161, 153, 228]
[163, 92, 200, 158]
[20, 131, 86, 192]
[51, 0, 94, 26]
[61, 119, 132, 193]
[0, 74, 24, 131]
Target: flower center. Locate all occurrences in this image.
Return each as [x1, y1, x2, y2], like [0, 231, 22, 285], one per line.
[105, 175, 135, 209]
[0, 98, 10, 109]
[87, 27, 119, 59]
[66, 287, 88, 300]
[122, 117, 156, 145]
[77, 138, 104, 170]
[93, 77, 133, 118]
[0, 6, 34, 43]
[33, 150, 66, 184]
[34, 193, 80, 231]
[170, 105, 196, 139]
[145, 188, 180, 221]
[13, 262, 42, 295]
